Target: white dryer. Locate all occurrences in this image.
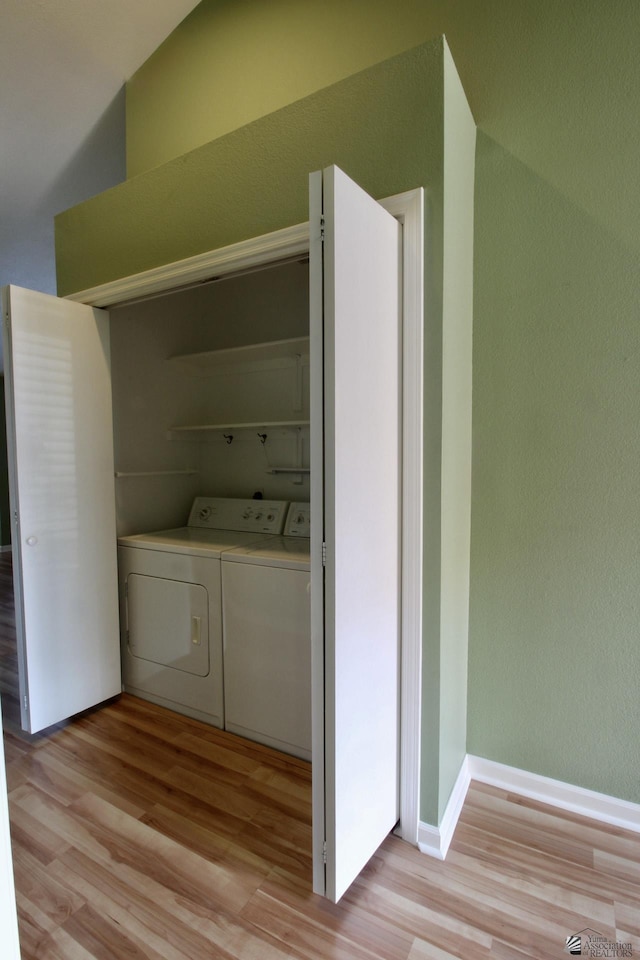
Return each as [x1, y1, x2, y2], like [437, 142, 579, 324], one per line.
[117, 497, 288, 727]
[222, 502, 311, 760]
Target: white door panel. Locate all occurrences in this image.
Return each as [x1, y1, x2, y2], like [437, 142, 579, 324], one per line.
[310, 167, 401, 902]
[2, 285, 120, 733]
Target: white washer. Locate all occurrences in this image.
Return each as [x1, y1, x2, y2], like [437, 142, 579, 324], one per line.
[117, 497, 288, 727]
[222, 502, 311, 760]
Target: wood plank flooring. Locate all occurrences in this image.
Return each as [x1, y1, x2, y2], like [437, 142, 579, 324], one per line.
[0, 548, 638, 957]
[3, 693, 640, 960]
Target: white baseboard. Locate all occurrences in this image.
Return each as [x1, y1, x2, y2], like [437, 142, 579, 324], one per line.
[418, 755, 471, 859]
[418, 754, 640, 860]
[467, 755, 640, 834]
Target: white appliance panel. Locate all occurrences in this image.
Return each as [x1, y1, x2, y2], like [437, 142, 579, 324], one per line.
[222, 561, 311, 760]
[187, 496, 288, 532]
[283, 501, 311, 537]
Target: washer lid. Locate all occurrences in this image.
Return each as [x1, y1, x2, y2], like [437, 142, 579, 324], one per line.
[223, 536, 310, 571]
[117, 527, 275, 558]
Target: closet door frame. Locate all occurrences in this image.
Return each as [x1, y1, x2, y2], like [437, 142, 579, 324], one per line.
[66, 187, 424, 846]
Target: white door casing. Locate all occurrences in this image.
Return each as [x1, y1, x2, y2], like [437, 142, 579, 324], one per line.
[64, 194, 424, 861]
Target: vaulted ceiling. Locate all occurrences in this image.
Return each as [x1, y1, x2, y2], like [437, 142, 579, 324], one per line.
[0, 0, 201, 294]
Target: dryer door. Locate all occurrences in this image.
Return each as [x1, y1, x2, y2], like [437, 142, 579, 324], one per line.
[127, 574, 210, 677]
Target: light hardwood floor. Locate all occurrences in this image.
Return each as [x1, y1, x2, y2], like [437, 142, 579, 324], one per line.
[0, 551, 638, 958]
[3, 692, 640, 960]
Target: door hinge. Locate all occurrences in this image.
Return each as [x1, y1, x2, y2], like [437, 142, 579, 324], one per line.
[23, 695, 28, 711]
[323, 840, 327, 864]
[321, 542, 327, 566]
[125, 581, 129, 642]
[320, 215, 325, 242]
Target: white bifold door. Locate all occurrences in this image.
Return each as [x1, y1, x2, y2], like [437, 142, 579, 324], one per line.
[310, 166, 402, 902]
[1, 286, 121, 733]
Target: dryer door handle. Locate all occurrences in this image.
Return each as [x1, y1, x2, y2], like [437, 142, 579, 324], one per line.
[191, 616, 202, 646]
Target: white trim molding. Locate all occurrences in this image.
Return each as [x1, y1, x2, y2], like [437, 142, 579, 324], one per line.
[468, 755, 640, 835]
[382, 188, 424, 846]
[66, 222, 310, 308]
[418, 756, 471, 859]
[418, 754, 640, 861]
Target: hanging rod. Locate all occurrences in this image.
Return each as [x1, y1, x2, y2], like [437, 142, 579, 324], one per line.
[265, 467, 311, 475]
[114, 469, 198, 478]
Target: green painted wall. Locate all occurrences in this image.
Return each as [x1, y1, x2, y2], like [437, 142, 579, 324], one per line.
[56, 42, 444, 297]
[57, 0, 640, 812]
[470, 132, 640, 798]
[125, 0, 450, 178]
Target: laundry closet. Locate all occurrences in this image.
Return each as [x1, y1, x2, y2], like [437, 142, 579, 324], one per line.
[3, 164, 413, 902]
[0, 29, 479, 913]
[109, 258, 312, 759]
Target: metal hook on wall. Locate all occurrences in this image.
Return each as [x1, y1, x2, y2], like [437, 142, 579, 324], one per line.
[223, 434, 234, 445]
[257, 433, 268, 445]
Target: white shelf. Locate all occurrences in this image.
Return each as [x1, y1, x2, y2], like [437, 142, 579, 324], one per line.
[115, 469, 198, 478]
[169, 336, 309, 376]
[170, 420, 309, 434]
